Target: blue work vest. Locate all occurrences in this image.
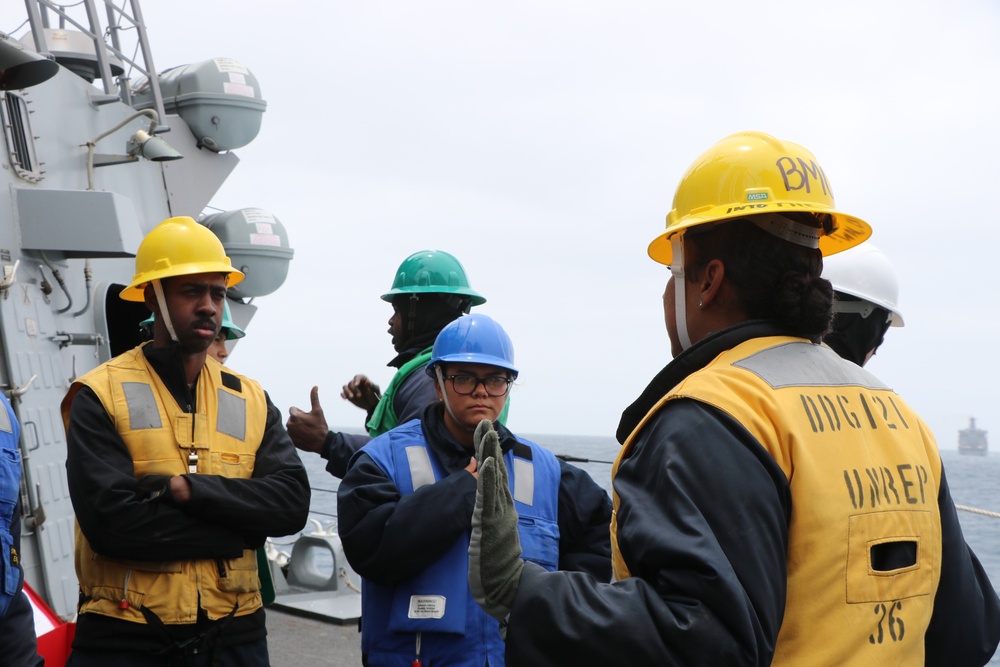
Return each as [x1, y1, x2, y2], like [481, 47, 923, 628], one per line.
[0, 395, 21, 618]
[361, 420, 560, 667]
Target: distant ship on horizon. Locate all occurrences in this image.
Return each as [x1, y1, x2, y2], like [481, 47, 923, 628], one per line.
[958, 417, 988, 456]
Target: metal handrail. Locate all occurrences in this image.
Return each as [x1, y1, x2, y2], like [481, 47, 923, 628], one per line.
[22, 0, 167, 123]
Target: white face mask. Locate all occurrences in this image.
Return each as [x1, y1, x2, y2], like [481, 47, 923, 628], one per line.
[670, 234, 693, 352]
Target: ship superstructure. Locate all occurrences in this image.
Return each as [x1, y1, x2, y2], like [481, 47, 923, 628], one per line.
[959, 417, 988, 456]
[1, 0, 292, 622]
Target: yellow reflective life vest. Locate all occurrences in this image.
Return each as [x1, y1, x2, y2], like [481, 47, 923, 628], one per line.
[611, 336, 942, 665]
[61, 345, 268, 625]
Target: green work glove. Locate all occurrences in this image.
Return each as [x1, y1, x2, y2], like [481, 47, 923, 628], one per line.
[468, 420, 523, 635]
[474, 418, 494, 467]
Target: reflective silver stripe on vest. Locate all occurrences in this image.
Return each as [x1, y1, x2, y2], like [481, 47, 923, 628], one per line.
[405, 446, 435, 490]
[123, 382, 162, 429]
[216, 389, 246, 440]
[512, 458, 534, 506]
[733, 342, 890, 391]
[403, 445, 536, 502]
[0, 405, 12, 434]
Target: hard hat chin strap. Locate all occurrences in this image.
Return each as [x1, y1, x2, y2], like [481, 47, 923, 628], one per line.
[435, 365, 475, 432]
[751, 213, 821, 249]
[152, 279, 180, 344]
[832, 298, 878, 320]
[407, 294, 419, 336]
[670, 213, 822, 354]
[671, 235, 693, 351]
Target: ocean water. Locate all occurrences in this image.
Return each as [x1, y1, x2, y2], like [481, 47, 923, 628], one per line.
[301, 432, 1000, 662]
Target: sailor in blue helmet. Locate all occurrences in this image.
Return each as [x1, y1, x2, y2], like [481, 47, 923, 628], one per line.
[0, 393, 44, 666]
[337, 313, 612, 667]
[0, 47, 54, 667]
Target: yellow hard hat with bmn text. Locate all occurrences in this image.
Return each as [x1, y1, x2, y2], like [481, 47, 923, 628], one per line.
[648, 131, 872, 265]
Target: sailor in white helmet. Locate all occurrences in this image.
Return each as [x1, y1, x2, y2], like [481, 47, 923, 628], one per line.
[822, 241, 904, 367]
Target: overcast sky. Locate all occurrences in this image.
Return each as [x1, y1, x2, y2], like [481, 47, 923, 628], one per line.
[6, 1, 999, 447]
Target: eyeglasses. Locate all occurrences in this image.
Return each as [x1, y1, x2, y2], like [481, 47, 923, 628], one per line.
[443, 374, 513, 397]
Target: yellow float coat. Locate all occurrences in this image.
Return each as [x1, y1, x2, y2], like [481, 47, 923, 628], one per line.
[62, 346, 268, 624]
[612, 337, 942, 665]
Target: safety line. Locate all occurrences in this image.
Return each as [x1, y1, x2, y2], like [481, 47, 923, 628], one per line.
[956, 504, 1000, 519]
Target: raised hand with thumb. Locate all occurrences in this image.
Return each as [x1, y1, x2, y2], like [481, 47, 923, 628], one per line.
[285, 386, 329, 453]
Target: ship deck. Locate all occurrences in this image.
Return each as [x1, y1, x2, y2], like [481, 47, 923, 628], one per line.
[266, 608, 362, 666]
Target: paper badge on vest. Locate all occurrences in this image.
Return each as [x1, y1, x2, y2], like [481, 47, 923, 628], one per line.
[408, 594, 446, 619]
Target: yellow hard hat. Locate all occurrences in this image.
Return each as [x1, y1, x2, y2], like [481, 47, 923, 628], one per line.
[648, 131, 872, 265]
[120, 216, 245, 302]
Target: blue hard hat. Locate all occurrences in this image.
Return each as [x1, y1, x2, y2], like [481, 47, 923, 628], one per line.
[426, 313, 518, 378]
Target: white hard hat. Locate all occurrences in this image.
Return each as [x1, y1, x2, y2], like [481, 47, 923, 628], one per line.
[822, 241, 904, 327]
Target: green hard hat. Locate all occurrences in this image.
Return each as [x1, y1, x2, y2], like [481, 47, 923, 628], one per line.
[140, 300, 246, 340]
[380, 250, 486, 307]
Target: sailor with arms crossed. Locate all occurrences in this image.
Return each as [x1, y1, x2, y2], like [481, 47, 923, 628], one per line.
[63, 217, 310, 666]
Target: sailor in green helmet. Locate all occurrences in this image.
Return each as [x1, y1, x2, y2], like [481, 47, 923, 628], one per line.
[287, 250, 498, 478]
